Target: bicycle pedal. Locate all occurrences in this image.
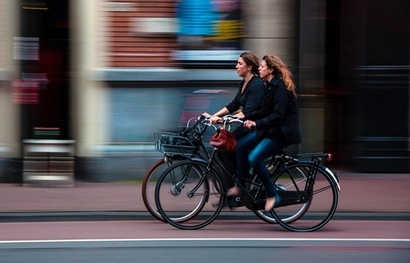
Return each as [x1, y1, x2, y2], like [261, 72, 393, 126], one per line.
[226, 196, 244, 207]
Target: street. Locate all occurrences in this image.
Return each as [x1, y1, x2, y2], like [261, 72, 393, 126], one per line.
[1, 219, 409, 263]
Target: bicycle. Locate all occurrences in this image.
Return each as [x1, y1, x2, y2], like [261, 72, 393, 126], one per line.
[143, 115, 286, 224]
[154, 117, 341, 231]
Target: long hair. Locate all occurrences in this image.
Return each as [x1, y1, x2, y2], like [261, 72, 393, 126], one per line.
[263, 55, 297, 97]
[240, 52, 260, 76]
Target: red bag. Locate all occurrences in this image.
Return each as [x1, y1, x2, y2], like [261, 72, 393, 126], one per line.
[210, 128, 237, 152]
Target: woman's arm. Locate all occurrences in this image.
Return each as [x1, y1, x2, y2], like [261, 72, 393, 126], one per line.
[255, 83, 289, 129]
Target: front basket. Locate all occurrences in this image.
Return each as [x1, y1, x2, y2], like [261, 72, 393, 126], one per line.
[154, 131, 197, 155]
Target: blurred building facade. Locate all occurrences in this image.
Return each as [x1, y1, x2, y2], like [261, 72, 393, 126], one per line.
[0, 0, 409, 183]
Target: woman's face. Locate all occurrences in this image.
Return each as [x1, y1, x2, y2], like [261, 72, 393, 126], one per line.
[236, 57, 250, 78]
[258, 60, 273, 81]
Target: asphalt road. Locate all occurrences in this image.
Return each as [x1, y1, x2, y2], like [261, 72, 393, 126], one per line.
[1, 238, 409, 263]
[1, 219, 409, 263]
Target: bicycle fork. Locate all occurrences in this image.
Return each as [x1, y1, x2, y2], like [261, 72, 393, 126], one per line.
[169, 166, 190, 196]
[187, 150, 226, 200]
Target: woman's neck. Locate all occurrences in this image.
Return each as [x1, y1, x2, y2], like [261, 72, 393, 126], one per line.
[241, 74, 253, 93]
[244, 74, 253, 83]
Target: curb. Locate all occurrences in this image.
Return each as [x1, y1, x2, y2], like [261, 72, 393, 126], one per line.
[1, 211, 409, 223]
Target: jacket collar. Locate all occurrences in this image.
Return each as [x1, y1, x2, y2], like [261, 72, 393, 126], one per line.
[269, 76, 280, 86]
[266, 76, 280, 89]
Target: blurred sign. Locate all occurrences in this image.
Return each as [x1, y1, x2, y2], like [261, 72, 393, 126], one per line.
[21, 2, 48, 11]
[101, 2, 137, 12]
[21, 73, 48, 84]
[173, 50, 243, 61]
[13, 37, 39, 61]
[175, 0, 244, 67]
[133, 17, 178, 34]
[12, 80, 39, 104]
[172, 49, 244, 67]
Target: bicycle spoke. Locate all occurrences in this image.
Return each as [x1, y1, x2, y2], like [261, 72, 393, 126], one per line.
[312, 184, 333, 195]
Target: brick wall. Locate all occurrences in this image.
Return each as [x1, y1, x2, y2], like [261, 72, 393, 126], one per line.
[102, 0, 178, 67]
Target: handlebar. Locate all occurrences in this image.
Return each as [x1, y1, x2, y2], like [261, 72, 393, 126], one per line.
[185, 115, 244, 133]
[199, 114, 243, 131]
[221, 115, 244, 124]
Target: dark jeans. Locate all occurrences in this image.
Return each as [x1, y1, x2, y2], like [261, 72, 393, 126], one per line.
[236, 130, 288, 198]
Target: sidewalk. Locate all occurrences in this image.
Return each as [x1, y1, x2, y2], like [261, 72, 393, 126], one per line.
[0, 170, 409, 221]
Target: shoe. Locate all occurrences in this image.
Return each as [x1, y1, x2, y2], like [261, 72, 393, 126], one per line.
[265, 194, 281, 212]
[227, 186, 242, 196]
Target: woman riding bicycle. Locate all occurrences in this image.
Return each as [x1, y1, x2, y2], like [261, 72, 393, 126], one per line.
[203, 52, 265, 198]
[227, 54, 302, 212]
[203, 52, 264, 161]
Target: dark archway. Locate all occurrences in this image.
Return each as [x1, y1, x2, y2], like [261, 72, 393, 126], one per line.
[19, 0, 70, 140]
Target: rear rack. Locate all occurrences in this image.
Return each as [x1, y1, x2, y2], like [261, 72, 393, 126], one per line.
[290, 152, 332, 161]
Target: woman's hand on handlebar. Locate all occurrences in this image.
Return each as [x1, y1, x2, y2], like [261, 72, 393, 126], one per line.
[243, 120, 256, 129]
[209, 116, 223, 124]
[202, 113, 222, 124]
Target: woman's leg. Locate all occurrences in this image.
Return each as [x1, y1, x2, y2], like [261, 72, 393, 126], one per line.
[227, 131, 258, 196]
[248, 138, 287, 198]
[223, 126, 254, 175]
[236, 131, 259, 186]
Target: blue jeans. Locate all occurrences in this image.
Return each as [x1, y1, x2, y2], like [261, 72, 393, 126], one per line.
[236, 131, 288, 198]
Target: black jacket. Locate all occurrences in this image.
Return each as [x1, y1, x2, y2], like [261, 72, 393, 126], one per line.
[246, 77, 302, 145]
[225, 76, 265, 117]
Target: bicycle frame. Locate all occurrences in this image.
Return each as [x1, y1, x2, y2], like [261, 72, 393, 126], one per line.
[187, 149, 235, 198]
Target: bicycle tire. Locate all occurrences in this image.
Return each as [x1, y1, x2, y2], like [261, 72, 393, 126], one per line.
[270, 162, 339, 232]
[141, 155, 188, 222]
[155, 160, 226, 230]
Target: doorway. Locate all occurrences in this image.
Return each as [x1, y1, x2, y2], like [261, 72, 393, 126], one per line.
[18, 0, 70, 140]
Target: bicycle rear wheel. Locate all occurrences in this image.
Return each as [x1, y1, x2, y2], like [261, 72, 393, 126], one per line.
[141, 155, 187, 222]
[252, 163, 311, 224]
[270, 162, 339, 232]
[155, 160, 225, 230]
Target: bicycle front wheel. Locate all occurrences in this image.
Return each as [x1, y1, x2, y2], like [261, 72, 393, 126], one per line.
[141, 155, 187, 222]
[155, 160, 225, 230]
[270, 162, 339, 232]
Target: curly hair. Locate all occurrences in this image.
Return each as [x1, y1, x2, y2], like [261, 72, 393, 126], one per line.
[240, 52, 260, 76]
[263, 55, 297, 97]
